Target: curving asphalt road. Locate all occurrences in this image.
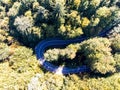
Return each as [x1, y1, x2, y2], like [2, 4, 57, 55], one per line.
[35, 25, 116, 74]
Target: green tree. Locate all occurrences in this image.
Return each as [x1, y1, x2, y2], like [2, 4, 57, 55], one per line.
[14, 15, 42, 47]
[80, 37, 116, 74]
[7, 2, 21, 17]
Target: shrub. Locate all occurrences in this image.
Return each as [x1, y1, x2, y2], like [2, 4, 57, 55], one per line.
[0, 29, 15, 45]
[110, 34, 120, 52]
[0, 17, 9, 30]
[64, 69, 120, 90]
[9, 46, 41, 73]
[44, 43, 80, 62]
[114, 53, 120, 70]
[0, 46, 43, 90]
[0, 6, 6, 19]
[0, 34, 6, 42]
[62, 74, 88, 90]
[0, 43, 10, 61]
[0, 29, 8, 42]
[28, 73, 64, 90]
[44, 49, 60, 61]
[86, 73, 120, 90]
[64, 44, 80, 59]
[28, 73, 120, 90]
[108, 24, 120, 37]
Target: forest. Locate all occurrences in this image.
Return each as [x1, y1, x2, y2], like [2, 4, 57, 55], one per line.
[0, 0, 120, 90]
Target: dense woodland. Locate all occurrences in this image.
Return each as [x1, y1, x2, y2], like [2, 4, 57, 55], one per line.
[0, 0, 120, 90]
